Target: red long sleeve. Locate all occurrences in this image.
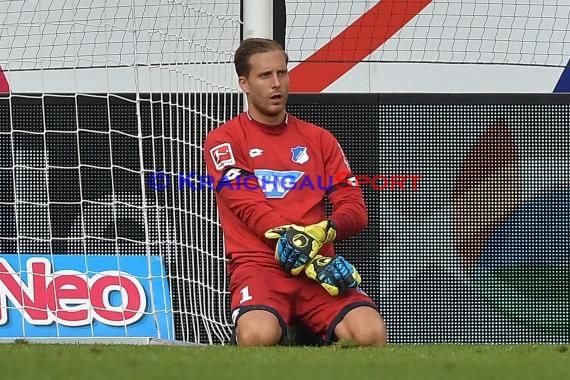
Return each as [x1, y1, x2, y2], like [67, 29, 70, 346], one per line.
[329, 186, 368, 241]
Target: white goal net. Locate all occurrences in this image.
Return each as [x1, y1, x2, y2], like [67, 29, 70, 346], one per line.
[0, 0, 242, 344]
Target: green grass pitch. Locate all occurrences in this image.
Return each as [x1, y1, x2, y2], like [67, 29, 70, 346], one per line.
[2, 342, 568, 380]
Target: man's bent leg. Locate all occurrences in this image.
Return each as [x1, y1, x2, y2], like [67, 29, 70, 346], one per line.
[334, 306, 387, 347]
[236, 309, 283, 346]
[296, 273, 387, 347]
[230, 263, 297, 346]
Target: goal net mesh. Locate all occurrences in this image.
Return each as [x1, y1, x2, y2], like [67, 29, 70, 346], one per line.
[0, 0, 241, 344]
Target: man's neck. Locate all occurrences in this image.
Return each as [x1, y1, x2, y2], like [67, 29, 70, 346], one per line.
[246, 109, 287, 126]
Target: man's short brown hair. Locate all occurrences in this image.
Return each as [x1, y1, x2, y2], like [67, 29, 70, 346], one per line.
[234, 38, 289, 78]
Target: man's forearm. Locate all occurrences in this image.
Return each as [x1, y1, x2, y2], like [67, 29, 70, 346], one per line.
[329, 187, 368, 240]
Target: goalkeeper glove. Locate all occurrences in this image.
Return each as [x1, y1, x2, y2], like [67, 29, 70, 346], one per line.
[265, 220, 337, 276]
[304, 254, 361, 296]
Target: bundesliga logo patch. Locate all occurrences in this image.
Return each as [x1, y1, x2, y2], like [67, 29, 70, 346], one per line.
[210, 143, 236, 170]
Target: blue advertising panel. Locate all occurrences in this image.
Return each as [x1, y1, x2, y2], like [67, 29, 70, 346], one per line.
[0, 254, 173, 339]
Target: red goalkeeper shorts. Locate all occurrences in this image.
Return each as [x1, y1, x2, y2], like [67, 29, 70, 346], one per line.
[229, 261, 379, 342]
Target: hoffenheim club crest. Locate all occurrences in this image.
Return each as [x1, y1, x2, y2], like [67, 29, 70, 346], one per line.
[291, 146, 309, 164]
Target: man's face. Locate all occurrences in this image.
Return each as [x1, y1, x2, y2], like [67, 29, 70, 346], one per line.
[239, 50, 289, 124]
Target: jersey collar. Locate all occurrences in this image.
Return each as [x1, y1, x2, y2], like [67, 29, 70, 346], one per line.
[246, 111, 289, 134]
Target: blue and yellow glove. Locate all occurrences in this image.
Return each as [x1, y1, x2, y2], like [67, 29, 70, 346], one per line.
[265, 221, 336, 275]
[304, 254, 361, 296]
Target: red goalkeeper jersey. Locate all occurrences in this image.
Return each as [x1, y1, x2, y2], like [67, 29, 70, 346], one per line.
[203, 112, 368, 273]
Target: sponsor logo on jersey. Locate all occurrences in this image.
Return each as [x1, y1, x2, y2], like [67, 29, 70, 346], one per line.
[346, 176, 357, 187]
[210, 143, 236, 170]
[291, 146, 309, 164]
[248, 148, 263, 158]
[254, 169, 304, 198]
[220, 168, 249, 183]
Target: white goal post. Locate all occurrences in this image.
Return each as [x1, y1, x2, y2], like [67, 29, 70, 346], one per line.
[0, 0, 278, 345]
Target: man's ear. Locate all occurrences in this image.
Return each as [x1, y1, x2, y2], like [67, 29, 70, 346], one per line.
[238, 76, 249, 94]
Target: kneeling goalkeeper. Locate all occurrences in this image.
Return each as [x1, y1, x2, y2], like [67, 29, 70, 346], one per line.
[204, 38, 387, 347]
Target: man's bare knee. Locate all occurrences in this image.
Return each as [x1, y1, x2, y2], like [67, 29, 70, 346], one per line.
[357, 322, 387, 347]
[334, 306, 387, 347]
[236, 310, 282, 346]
